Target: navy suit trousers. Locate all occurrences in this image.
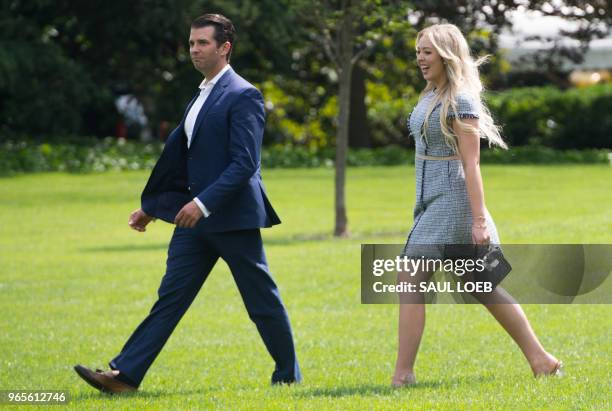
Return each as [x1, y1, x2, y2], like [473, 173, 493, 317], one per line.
[109, 226, 301, 385]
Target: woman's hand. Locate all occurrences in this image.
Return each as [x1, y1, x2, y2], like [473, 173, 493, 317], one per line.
[472, 224, 490, 245]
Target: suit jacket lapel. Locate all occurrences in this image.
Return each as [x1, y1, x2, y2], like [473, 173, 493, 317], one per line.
[182, 91, 200, 124]
[172, 90, 200, 144]
[190, 68, 233, 148]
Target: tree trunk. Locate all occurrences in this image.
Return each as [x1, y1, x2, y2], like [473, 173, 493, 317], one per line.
[334, 3, 354, 237]
[335, 64, 352, 237]
[348, 64, 371, 148]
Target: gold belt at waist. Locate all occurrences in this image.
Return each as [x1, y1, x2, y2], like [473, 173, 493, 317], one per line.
[416, 153, 460, 161]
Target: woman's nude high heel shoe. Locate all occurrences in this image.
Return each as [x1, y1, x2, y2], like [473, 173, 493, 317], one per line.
[391, 373, 417, 387]
[534, 360, 564, 378]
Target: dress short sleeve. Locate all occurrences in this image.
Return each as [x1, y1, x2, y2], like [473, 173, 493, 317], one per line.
[448, 92, 480, 119]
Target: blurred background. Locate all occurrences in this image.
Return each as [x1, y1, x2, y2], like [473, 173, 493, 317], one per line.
[1, 0, 611, 173]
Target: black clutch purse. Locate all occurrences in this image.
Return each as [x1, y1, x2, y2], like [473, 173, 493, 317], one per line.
[473, 244, 512, 289]
[444, 244, 512, 290]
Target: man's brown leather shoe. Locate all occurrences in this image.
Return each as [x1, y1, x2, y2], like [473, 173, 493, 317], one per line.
[74, 365, 137, 394]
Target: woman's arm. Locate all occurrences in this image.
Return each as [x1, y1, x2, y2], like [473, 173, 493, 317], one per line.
[454, 118, 490, 245]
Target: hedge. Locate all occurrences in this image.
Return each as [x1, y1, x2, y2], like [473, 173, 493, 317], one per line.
[486, 84, 612, 149]
[0, 139, 609, 176]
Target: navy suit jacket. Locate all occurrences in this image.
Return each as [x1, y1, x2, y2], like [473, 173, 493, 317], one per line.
[140, 67, 281, 232]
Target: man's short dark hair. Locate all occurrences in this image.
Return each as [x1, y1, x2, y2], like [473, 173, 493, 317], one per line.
[191, 14, 236, 62]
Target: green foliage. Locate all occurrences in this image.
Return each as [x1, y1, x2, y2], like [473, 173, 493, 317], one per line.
[365, 81, 417, 146]
[0, 138, 162, 175]
[0, 38, 108, 138]
[480, 145, 611, 164]
[3, 0, 611, 152]
[487, 84, 612, 149]
[1, 140, 609, 175]
[262, 79, 612, 151]
[260, 79, 336, 148]
[0, 1, 191, 138]
[362, 83, 612, 149]
[0, 0, 297, 140]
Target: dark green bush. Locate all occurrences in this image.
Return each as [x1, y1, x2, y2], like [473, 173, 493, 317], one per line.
[487, 84, 612, 149]
[479, 145, 610, 164]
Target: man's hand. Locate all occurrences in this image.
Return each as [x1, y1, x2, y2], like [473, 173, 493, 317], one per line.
[129, 208, 155, 232]
[174, 201, 204, 228]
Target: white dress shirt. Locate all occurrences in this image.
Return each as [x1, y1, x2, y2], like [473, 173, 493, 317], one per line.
[184, 64, 231, 218]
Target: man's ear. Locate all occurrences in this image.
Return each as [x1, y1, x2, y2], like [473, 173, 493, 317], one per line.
[223, 42, 231, 55]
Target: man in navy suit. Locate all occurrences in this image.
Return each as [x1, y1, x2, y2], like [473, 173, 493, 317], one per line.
[75, 14, 301, 393]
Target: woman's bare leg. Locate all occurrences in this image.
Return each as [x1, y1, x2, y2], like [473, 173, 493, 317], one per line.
[473, 286, 560, 375]
[392, 269, 433, 384]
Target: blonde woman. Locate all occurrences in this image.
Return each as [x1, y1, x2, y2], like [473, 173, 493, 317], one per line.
[391, 24, 562, 387]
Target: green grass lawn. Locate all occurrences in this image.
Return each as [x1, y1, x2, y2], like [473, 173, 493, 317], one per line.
[0, 165, 610, 410]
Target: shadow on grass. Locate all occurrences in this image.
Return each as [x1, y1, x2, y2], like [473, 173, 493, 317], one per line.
[70, 387, 215, 401]
[265, 229, 407, 246]
[80, 244, 168, 252]
[292, 375, 494, 398]
[79, 229, 407, 253]
[70, 374, 495, 402]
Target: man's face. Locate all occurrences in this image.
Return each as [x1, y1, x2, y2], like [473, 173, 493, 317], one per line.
[189, 26, 226, 74]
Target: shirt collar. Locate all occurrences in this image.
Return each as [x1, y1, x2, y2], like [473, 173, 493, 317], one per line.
[199, 64, 231, 89]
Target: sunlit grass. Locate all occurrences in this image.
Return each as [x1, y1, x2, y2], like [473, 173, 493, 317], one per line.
[0, 165, 610, 410]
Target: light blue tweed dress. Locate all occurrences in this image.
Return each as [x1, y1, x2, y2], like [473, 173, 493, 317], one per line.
[403, 89, 500, 258]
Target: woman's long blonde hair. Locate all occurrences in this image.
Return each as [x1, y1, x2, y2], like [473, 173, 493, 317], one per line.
[417, 24, 507, 151]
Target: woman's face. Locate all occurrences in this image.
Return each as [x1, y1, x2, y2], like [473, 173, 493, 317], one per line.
[416, 35, 446, 85]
